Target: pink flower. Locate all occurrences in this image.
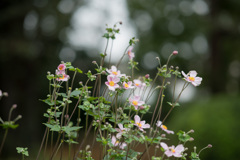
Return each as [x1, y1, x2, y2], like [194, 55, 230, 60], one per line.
[105, 75, 120, 91]
[160, 142, 184, 157]
[133, 79, 145, 88]
[115, 124, 130, 138]
[181, 70, 202, 86]
[111, 136, 127, 149]
[123, 81, 134, 90]
[127, 46, 135, 60]
[156, 121, 174, 134]
[56, 70, 69, 81]
[106, 66, 122, 77]
[129, 95, 145, 110]
[134, 115, 150, 132]
[58, 64, 66, 71]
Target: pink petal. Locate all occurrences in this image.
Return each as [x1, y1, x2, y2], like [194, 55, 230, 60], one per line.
[160, 142, 169, 150]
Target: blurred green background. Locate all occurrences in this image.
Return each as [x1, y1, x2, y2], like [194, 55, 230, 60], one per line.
[0, 0, 240, 159]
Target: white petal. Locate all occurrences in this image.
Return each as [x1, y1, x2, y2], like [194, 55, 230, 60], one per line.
[134, 115, 140, 123]
[189, 70, 197, 77]
[160, 142, 169, 150]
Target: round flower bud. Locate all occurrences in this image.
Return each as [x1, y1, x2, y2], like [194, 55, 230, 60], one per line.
[172, 50, 178, 55]
[208, 144, 212, 148]
[145, 74, 150, 79]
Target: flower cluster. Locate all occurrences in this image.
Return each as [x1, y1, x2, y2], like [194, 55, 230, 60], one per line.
[35, 24, 210, 160]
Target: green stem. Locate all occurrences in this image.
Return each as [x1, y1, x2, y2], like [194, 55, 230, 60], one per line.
[0, 128, 8, 156]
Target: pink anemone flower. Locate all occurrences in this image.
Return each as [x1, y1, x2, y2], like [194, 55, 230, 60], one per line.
[156, 121, 174, 134]
[105, 75, 120, 91]
[181, 70, 202, 86]
[56, 70, 69, 81]
[160, 142, 184, 158]
[133, 79, 146, 89]
[129, 95, 145, 110]
[58, 64, 66, 71]
[111, 136, 127, 149]
[115, 124, 130, 138]
[106, 66, 122, 77]
[56, 74, 69, 81]
[123, 81, 134, 90]
[127, 46, 135, 60]
[134, 115, 150, 132]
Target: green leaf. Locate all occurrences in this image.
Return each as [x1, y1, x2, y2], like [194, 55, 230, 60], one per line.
[0, 122, 19, 129]
[70, 90, 81, 96]
[43, 123, 61, 132]
[76, 68, 83, 73]
[62, 126, 82, 135]
[16, 147, 29, 156]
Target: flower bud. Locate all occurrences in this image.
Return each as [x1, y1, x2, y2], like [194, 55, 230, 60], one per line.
[172, 50, 178, 55]
[119, 21, 122, 25]
[176, 66, 179, 70]
[92, 61, 97, 64]
[1, 92, 7, 97]
[12, 104, 17, 109]
[102, 71, 106, 75]
[145, 74, 150, 79]
[189, 129, 194, 133]
[207, 144, 212, 148]
[189, 137, 194, 141]
[161, 134, 166, 138]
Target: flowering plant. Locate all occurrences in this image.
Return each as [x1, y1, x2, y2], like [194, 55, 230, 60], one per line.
[0, 22, 211, 160]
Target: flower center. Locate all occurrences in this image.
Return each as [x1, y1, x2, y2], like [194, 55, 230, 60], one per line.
[128, 51, 131, 55]
[115, 140, 120, 145]
[112, 71, 118, 75]
[59, 75, 65, 79]
[161, 125, 167, 130]
[136, 122, 142, 127]
[124, 83, 129, 88]
[171, 148, 176, 153]
[109, 81, 115, 86]
[132, 100, 138, 106]
[135, 83, 139, 86]
[188, 77, 195, 81]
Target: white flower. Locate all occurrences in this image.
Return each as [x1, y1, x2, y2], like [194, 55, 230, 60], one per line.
[182, 70, 202, 86]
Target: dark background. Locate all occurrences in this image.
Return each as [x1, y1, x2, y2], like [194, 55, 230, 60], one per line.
[0, 0, 240, 159]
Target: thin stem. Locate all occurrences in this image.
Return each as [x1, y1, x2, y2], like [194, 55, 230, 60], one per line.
[52, 140, 63, 160]
[116, 45, 130, 68]
[0, 129, 8, 155]
[108, 39, 114, 67]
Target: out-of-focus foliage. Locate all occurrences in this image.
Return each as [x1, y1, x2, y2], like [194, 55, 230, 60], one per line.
[169, 94, 240, 160]
[127, 0, 240, 94]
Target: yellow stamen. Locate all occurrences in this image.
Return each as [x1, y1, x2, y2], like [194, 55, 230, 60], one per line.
[59, 75, 65, 79]
[112, 71, 118, 75]
[161, 125, 167, 130]
[171, 148, 176, 153]
[188, 77, 195, 81]
[115, 141, 120, 145]
[137, 122, 142, 127]
[132, 100, 138, 106]
[124, 83, 129, 88]
[135, 83, 139, 86]
[109, 81, 115, 86]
